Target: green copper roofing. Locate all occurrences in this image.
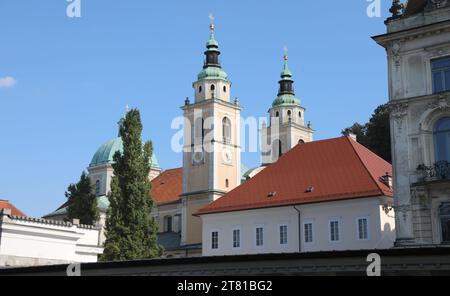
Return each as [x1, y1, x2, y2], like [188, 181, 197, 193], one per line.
[280, 58, 293, 79]
[272, 94, 301, 107]
[97, 195, 110, 211]
[240, 163, 249, 181]
[89, 137, 160, 169]
[197, 25, 228, 81]
[272, 56, 301, 107]
[206, 28, 219, 48]
[197, 66, 228, 81]
[43, 195, 110, 218]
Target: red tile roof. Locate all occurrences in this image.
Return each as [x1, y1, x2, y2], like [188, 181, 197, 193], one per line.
[0, 200, 27, 217]
[197, 137, 393, 215]
[150, 168, 183, 204]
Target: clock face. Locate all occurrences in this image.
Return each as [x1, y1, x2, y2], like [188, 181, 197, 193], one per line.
[222, 149, 233, 164]
[193, 151, 204, 164]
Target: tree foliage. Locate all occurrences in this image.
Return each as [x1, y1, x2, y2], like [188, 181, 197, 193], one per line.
[66, 172, 99, 225]
[342, 103, 391, 163]
[102, 109, 162, 261]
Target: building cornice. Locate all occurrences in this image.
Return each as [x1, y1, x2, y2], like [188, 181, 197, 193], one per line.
[181, 98, 242, 112]
[372, 19, 450, 47]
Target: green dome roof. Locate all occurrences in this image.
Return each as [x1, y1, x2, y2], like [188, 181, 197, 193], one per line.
[89, 137, 160, 169]
[197, 66, 228, 81]
[272, 94, 301, 107]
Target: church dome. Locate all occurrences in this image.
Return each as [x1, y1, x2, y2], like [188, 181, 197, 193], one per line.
[197, 67, 228, 81]
[272, 94, 301, 107]
[89, 137, 160, 169]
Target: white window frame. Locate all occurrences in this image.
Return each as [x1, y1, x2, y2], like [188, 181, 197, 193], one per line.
[303, 221, 314, 244]
[211, 230, 219, 250]
[255, 225, 265, 248]
[356, 217, 370, 241]
[279, 224, 288, 245]
[232, 227, 241, 249]
[329, 219, 341, 243]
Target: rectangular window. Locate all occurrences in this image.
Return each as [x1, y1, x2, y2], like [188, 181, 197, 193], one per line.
[330, 220, 340, 242]
[304, 223, 313, 243]
[279, 225, 288, 245]
[211, 231, 219, 249]
[358, 218, 369, 240]
[233, 229, 240, 248]
[256, 227, 264, 247]
[432, 56, 450, 93]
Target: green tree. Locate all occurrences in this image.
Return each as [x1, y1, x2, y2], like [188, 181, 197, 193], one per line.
[66, 172, 99, 225]
[102, 109, 162, 261]
[342, 103, 391, 163]
[366, 104, 391, 163]
[342, 123, 369, 148]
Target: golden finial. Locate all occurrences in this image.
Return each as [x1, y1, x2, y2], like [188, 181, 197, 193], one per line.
[209, 13, 215, 31]
[283, 46, 288, 61]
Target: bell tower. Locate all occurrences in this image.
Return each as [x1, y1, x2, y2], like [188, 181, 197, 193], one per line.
[262, 51, 314, 165]
[181, 17, 242, 246]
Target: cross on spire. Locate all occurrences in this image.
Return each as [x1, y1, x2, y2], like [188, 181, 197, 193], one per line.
[284, 46, 288, 61]
[209, 13, 215, 31]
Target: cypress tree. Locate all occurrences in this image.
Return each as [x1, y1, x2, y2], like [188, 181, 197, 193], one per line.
[66, 172, 99, 225]
[102, 109, 162, 261]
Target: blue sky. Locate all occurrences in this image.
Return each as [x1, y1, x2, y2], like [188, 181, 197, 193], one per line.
[0, 0, 391, 217]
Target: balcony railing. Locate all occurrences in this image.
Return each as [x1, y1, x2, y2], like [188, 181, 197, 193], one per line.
[417, 161, 450, 182]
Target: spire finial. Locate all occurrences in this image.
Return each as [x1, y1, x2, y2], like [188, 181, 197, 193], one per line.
[283, 46, 288, 61]
[209, 13, 215, 31]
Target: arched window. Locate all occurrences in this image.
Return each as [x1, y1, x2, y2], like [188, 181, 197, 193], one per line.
[287, 110, 292, 117]
[210, 84, 216, 99]
[440, 203, 450, 243]
[199, 86, 202, 93]
[275, 111, 279, 117]
[298, 139, 305, 145]
[299, 111, 302, 118]
[278, 140, 283, 158]
[202, 118, 205, 144]
[95, 180, 100, 196]
[434, 117, 450, 162]
[223, 86, 227, 93]
[222, 117, 231, 144]
[225, 179, 229, 188]
[164, 216, 173, 233]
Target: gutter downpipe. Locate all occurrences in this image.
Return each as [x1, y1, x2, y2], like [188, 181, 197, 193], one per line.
[293, 206, 301, 253]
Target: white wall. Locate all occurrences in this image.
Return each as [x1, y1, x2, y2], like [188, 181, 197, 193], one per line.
[0, 215, 103, 267]
[201, 197, 395, 256]
[374, 7, 450, 245]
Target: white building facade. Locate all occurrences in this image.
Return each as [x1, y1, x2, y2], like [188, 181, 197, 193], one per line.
[373, 0, 450, 246]
[199, 136, 396, 256]
[202, 197, 395, 256]
[0, 209, 103, 267]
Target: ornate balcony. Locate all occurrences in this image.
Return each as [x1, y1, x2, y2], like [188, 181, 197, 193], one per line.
[417, 161, 450, 182]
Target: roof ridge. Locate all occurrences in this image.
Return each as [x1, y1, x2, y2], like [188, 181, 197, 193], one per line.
[345, 137, 390, 196]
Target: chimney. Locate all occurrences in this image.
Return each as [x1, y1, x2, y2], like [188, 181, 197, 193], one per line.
[1, 208, 12, 216]
[345, 132, 358, 142]
[381, 172, 393, 189]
